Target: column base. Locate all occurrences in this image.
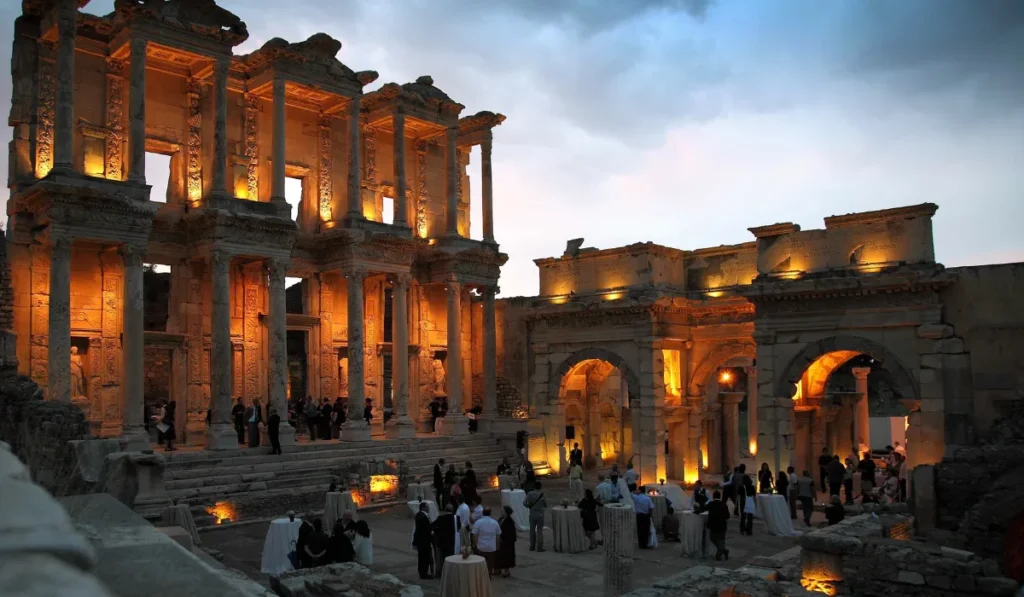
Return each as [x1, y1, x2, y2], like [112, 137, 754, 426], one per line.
[445, 418, 471, 435]
[278, 423, 297, 447]
[393, 417, 417, 439]
[206, 422, 238, 451]
[342, 423, 372, 442]
[121, 425, 150, 452]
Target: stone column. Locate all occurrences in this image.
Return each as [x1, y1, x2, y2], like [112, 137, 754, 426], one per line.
[852, 367, 871, 456]
[212, 55, 230, 198]
[127, 37, 147, 183]
[708, 406, 722, 473]
[444, 127, 459, 236]
[343, 268, 370, 441]
[392, 110, 408, 227]
[271, 77, 287, 204]
[444, 279, 465, 433]
[205, 252, 236, 450]
[482, 285, 497, 424]
[47, 236, 71, 402]
[745, 365, 758, 457]
[52, 0, 77, 173]
[836, 395, 857, 458]
[267, 257, 296, 446]
[600, 503, 636, 597]
[346, 98, 362, 218]
[481, 135, 494, 242]
[391, 274, 414, 438]
[684, 398, 702, 483]
[721, 393, 743, 468]
[121, 244, 148, 449]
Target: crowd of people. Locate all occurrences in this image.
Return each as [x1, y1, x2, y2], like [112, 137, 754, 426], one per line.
[293, 511, 373, 569]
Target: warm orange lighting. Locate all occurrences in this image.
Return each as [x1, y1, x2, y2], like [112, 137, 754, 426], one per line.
[234, 176, 250, 199]
[749, 438, 758, 456]
[792, 383, 803, 401]
[719, 371, 732, 384]
[684, 468, 700, 485]
[604, 292, 624, 301]
[205, 501, 237, 525]
[801, 577, 838, 596]
[549, 295, 569, 305]
[490, 476, 500, 488]
[369, 474, 399, 494]
[662, 349, 682, 397]
[859, 264, 883, 274]
[778, 271, 803, 280]
[351, 491, 367, 507]
[706, 290, 724, 298]
[904, 416, 909, 431]
[428, 239, 438, 246]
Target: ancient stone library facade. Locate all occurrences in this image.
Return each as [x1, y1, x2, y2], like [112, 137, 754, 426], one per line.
[497, 205, 1024, 485]
[6, 1, 506, 449]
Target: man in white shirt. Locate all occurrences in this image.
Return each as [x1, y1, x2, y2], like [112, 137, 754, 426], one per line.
[471, 508, 501, 574]
[455, 496, 472, 531]
[470, 497, 484, 523]
[594, 475, 616, 504]
[632, 487, 655, 549]
[624, 463, 640, 492]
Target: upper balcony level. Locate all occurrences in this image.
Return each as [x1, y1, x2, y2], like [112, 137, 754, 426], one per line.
[8, 0, 505, 249]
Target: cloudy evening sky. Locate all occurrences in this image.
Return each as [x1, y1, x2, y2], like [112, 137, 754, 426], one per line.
[0, 0, 1021, 297]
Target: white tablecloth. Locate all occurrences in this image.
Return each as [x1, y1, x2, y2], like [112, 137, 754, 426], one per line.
[755, 494, 798, 536]
[679, 511, 708, 558]
[550, 507, 589, 553]
[616, 479, 634, 508]
[500, 489, 529, 531]
[325, 491, 358, 531]
[658, 483, 687, 513]
[649, 494, 668, 532]
[408, 499, 440, 522]
[261, 518, 301, 575]
[407, 482, 433, 502]
[498, 474, 519, 491]
[440, 554, 491, 597]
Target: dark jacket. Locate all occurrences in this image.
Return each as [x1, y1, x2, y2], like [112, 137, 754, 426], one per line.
[328, 531, 355, 563]
[432, 513, 456, 553]
[705, 499, 730, 533]
[434, 464, 444, 490]
[826, 459, 846, 485]
[826, 503, 846, 525]
[413, 511, 433, 548]
[268, 412, 280, 434]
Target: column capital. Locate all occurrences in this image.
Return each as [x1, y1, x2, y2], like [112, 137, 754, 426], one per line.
[129, 35, 148, 55]
[851, 367, 871, 380]
[106, 57, 127, 77]
[482, 284, 498, 299]
[49, 233, 72, 252]
[119, 242, 146, 267]
[267, 256, 289, 279]
[346, 266, 367, 281]
[445, 278, 462, 292]
[210, 251, 231, 272]
[743, 365, 757, 376]
[392, 272, 412, 288]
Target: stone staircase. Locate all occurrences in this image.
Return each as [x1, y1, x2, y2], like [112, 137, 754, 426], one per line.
[161, 433, 510, 523]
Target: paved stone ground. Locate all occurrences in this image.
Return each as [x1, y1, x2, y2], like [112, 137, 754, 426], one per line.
[201, 481, 824, 597]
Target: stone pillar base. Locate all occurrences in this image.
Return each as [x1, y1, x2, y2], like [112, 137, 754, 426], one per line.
[343, 423, 372, 442]
[121, 425, 150, 452]
[205, 423, 238, 451]
[388, 417, 416, 439]
[277, 424, 297, 447]
[447, 419, 471, 435]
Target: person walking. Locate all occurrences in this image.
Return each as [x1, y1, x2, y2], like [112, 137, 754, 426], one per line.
[795, 470, 815, 526]
[267, 406, 282, 455]
[413, 502, 434, 579]
[706, 490, 730, 561]
[524, 481, 547, 552]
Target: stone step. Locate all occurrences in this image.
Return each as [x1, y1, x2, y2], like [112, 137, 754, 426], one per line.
[163, 444, 507, 485]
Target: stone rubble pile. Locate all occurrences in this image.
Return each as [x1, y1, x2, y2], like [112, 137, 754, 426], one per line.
[620, 564, 815, 597]
[269, 562, 423, 597]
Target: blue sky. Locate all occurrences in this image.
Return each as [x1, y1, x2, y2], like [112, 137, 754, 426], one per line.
[1, 0, 1021, 297]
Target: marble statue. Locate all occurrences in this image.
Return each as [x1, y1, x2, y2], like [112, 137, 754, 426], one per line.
[338, 357, 349, 397]
[70, 346, 85, 399]
[432, 358, 446, 397]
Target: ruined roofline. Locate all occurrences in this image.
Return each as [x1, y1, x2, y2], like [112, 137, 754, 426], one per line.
[533, 241, 688, 266]
[823, 202, 938, 228]
[688, 241, 757, 258]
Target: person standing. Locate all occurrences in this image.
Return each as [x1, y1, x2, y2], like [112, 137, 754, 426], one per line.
[826, 455, 845, 499]
[858, 452, 877, 500]
[705, 490, 730, 561]
[632, 486, 655, 549]
[722, 466, 737, 514]
[432, 505, 457, 574]
[738, 475, 755, 535]
[162, 401, 177, 451]
[624, 462, 640, 493]
[268, 406, 282, 455]
[568, 460, 584, 502]
[691, 480, 709, 512]
[232, 397, 246, 444]
[524, 481, 547, 552]
[782, 466, 796, 519]
[818, 448, 832, 495]
[363, 398, 373, 426]
[304, 396, 319, 441]
[795, 470, 815, 526]
[578, 489, 600, 549]
[843, 458, 856, 504]
[496, 506, 517, 577]
[434, 458, 446, 508]
[319, 398, 332, 441]
[246, 398, 263, 448]
[758, 463, 774, 494]
[461, 462, 479, 505]
[569, 442, 583, 468]
[471, 508, 501, 575]
[413, 502, 434, 579]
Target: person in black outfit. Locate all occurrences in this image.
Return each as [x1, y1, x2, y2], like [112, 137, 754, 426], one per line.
[818, 448, 832, 491]
[304, 396, 319, 441]
[363, 398, 373, 426]
[468, 405, 482, 433]
[328, 520, 355, 563]
[413, 502, 434, 579]
[332, 397, 346, 439]
[319, 398, 333, 441]
[231, 397, 246, 444]
[162, 401, 177, 451]
[825, 495, 846, 525]
[429, 397, 442, 433]
[737, 475, 754, 535]
[857, 452, 877, 500]
[461, 461, 479, 505]
[569, 443, 583, 468]
[826, 455, 845, 498]
[432, 505, 457, 574]
[304, 518, 330, 567]
[434, 458, 446, 507]
[267, 406, 282, 455]
[722, 466, 737, 514]
[705, 490, 730, 561]
[296, 519, 314, 569]
[497, 506, 518, 576]
[578, 489, 600, 549]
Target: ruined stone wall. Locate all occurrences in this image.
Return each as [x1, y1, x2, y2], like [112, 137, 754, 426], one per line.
[496, 297, 533, 412]
[536, 243, 687, 296]
[143, 345, 171, 410]
[684, 244, 758, 291]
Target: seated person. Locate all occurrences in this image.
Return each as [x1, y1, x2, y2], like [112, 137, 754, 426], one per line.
[662, 506, 680, 542]
[825, 495, 845, 526]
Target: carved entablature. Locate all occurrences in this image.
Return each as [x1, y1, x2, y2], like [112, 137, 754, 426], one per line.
[527, 305, 655, 330]
[318, 233, 419, 274]
[111, 0, 249, 47]
[456, 111, 506, 147]
[418, 246, 506, 286]
[182, 207, 297, 260]
[362, 76, 465, 127]
[10, 176, 158, 246]
[241, 34, 376, 99]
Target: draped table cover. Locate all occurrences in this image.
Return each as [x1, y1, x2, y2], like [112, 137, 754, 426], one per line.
[500, 489, 529, 531]
[648, 494, 668, 532]
[408, 499, 440, 522]
[162, 503, 201, 546]
[755, 494, 798, 536]
[657, 484, 687, 513]
[550, 506, 589, 553]
[615, 479, 634, 508]
[261, 517, 302, 575]
[440, 554, 492, 597]
[324, 491, 358, 531]
[679, 511, 708, 559]
[407, 482, 433, 502]
[498, 474, 519, 492]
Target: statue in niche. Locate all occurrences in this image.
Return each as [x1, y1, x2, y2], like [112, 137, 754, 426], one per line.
[338, 357, 349, 397]
[432, 358, 446, 397]
[70, 346, 85, 399]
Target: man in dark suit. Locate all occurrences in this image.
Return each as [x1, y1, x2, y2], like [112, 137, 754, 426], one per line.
[413, 502, 434, 579]
[432, 505, 457, 574]
[569, 443, 583, 468]
[706, 490, 730, 561]
[434, 458, 446, 507]
[231, 397, 246, 444]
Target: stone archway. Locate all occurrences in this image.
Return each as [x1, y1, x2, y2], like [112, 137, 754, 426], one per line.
[688, 342, 755, 397]
[549, 346, 641, 403]
[776, 335, 918, 401]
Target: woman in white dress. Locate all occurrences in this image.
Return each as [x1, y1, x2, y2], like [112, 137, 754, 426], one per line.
[352, 520, 373, 566]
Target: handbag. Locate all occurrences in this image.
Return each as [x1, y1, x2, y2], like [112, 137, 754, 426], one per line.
[287, 540, 299, 569]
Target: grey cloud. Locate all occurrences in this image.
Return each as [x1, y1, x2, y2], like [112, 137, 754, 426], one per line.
[495, 0, 715, 34]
